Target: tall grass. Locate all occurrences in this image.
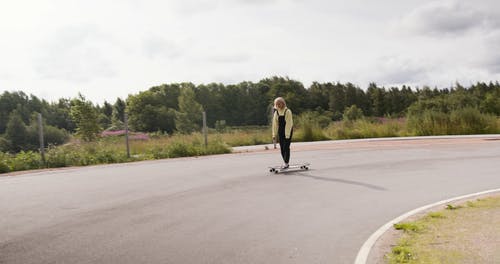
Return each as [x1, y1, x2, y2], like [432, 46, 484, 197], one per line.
[326, 118, 407, 139]
[211, 127, 270, 146]
[407, 108, 498, 136]
[0, 134, 231, 174]
[293, 112, 330, 141]
[1, 113, 499, 174]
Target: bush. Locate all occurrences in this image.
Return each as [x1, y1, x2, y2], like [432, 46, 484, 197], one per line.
[450, 108, 498, 134]
[201, 140, 231, 155]
[294, 112, 330, 142]
[343, 105, 364, 121]
[407, 109, 449, 136]
[44, 126, 70, 146]
[0, 152, 10, 173]
[0, 137, 11, 152]
[8, 151, 42, 171]
[45, 143, 129, 168]
[25, 124, 70, 151]
[45, 145, 70, 168]
[0, 162, 9, 173]
[146, 145, 170, 159]
[167, 141, 198, 158]
[94, 148, 128, 163]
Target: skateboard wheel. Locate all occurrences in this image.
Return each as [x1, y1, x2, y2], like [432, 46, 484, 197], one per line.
[274, 170, 278, 174]
[305, 167, 309, 170]
[270, 169, 274, 172]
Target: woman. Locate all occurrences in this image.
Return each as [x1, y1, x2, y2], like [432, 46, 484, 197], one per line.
[272, 97, 293, 168]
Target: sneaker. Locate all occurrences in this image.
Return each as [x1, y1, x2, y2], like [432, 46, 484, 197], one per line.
[283, 164, 289, 169]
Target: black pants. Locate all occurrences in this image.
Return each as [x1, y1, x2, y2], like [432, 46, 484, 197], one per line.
[279, 135, 292, 164]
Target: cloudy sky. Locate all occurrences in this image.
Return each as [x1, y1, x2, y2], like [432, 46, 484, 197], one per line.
[1, 0, 500, 104]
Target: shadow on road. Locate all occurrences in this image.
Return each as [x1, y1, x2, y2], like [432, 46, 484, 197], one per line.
[282, 171, 387, 191]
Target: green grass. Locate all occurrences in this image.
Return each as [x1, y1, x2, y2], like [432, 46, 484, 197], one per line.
[393, 222, 425, 233]
[390, 239, 415, 263]
[426, 212, 445, 219]
[445, 204, 463, 210]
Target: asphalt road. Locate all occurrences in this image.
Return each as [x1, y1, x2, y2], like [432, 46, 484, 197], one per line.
[1, 136, 500, 264]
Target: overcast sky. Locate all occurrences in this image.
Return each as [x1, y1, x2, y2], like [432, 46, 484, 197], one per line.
[1, 0, 500, 104]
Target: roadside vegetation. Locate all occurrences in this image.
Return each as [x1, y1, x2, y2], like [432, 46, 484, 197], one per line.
[1, 113, 498, 174]
[386, 195, 500, 264]
[1, 77, 499, 174]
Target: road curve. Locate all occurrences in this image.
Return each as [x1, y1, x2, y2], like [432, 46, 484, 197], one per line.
[1, 135, 500, 264]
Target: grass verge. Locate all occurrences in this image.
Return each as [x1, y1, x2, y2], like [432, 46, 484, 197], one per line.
[386, 195, 500, 264]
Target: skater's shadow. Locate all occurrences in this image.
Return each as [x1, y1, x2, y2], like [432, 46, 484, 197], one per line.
[284, 171, 387, 191]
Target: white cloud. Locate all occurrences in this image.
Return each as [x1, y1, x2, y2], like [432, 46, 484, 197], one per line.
[142, 36, 183, 60]
[398, 0, 500, 37]
[34, 25, 117, 82]
[480, 31, 500, 74]
[374, 56, 428, 85]
[170, 0, 219, 15]
[1, 0, 500, 103]
[206, 53, 251, 64]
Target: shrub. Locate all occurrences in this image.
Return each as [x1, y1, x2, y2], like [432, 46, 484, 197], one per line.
[407, 109, 449, 136]
[343, 105, 364, 121]
[294, 112, 330, 142]
[450, 107, 498, 134]
[146, 145, 170, 159]
[201, 140, 231, 155]
[8, 151, 42, 171]
[43, 125, 70, 146]
[0, 137, 11, 152]
[95, 148, 128, 163]
[0, 152, 10, 173]
[0, 161, 9, 173]
[45, 145, 70, 168]
[167, 141, 198, 158]
[25, 124, 70, 151]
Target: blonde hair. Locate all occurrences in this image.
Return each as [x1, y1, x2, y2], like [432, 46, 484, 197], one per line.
[274, 97, 287, 109]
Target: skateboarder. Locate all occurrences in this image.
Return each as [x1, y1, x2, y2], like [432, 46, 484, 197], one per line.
[272, 97, 293, 169]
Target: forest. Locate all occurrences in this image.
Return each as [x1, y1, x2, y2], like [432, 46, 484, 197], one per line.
[1, 76, 500, 155]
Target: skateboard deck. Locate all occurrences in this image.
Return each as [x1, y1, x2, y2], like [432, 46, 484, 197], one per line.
[268, 163, 310, 174]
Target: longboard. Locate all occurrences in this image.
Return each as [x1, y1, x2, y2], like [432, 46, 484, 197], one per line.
[268, 163, 310, 174]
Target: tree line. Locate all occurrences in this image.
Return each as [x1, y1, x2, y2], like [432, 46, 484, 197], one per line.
[1, 76, 499, 152]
